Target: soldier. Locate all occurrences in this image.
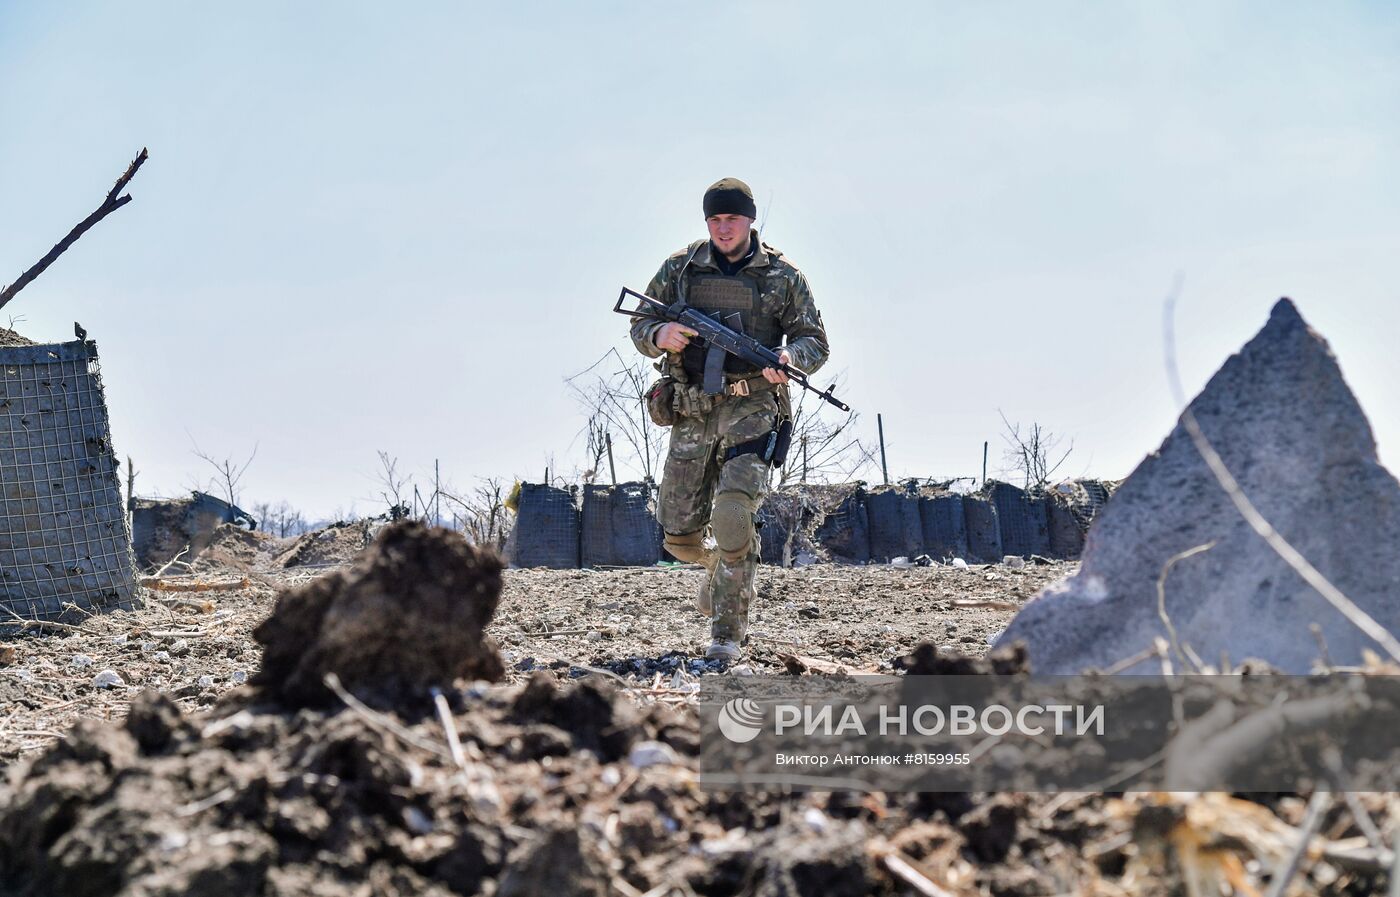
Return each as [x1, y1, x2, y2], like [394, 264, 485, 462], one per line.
[630, 178, 830, 660]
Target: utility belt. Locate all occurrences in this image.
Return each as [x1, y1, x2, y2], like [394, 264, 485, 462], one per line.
[718, 372, 778, 398]
[647, 370, 781, 426]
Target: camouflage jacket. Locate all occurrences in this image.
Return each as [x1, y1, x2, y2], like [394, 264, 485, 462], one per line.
[629, 233, 830, 377]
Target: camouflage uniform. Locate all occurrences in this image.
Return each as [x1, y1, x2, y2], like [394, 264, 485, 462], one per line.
[631, 233, 829, 645]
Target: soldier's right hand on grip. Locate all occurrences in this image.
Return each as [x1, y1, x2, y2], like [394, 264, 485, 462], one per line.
[655, 322, 698, 353]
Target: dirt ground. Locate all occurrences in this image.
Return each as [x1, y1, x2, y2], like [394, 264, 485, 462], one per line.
[0, 553, 1060, 766]
[0, 527, 1393, 896]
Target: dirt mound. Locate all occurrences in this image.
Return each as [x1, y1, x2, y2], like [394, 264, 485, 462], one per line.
[188, 523, 280, 573]
[253, 521, 505, 707]
[274, 521, 376, 568]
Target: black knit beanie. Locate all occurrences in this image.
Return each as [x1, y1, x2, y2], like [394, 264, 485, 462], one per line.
[702, 177, 757, 219]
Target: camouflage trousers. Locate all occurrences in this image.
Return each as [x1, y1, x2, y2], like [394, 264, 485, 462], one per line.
[658, 389, 780, 643]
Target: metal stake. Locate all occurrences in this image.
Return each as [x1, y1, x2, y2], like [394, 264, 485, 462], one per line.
[878, 413, 889, 485]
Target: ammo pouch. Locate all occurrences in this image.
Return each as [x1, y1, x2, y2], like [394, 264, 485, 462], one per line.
[673, 382, 717, 419]
[723, 417, 793, 468]
[646, 377, 677, 427]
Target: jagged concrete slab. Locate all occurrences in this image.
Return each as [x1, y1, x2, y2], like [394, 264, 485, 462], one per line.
[994, 299, 1400, 673]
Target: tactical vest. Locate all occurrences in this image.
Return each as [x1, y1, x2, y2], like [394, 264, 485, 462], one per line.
[678, 271, 783, 379]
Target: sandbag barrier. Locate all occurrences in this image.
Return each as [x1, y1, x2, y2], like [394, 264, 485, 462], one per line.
[506, 478, 1113, 568]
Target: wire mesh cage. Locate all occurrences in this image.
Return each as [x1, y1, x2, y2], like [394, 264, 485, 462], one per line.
[962, 493, 1002, 563]
[918, 490, 968, 560]
[510, 483, 580, 568]
[581, 482, 661, 567]
[810, 483, 871, 563]
[865, 482, 923, 562]
[986, 481, 1051, 558]
[0, 340, 139, 621]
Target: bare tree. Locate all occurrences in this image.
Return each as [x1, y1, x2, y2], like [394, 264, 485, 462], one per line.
[775, 372, 876, 488]
[191, 442, 258, 508]
[374, 451, 412, 518]
[998, 411, 1073, 488]
[441, 477, 510, 551]
[566, 349, 667, 483]
[251, 500, 310, 537]
[581, 416, 609, 484]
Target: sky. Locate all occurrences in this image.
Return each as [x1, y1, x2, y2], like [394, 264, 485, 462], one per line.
[1, 2, 1397, 520]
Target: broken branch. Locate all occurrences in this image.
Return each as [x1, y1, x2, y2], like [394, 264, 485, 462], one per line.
[0, 148, 149, 311]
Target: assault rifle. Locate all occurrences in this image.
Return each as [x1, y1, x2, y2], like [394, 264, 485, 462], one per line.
[614, 286, 851, 413]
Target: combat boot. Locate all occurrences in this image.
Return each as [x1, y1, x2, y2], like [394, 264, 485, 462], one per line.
[705, 638, 742, 661]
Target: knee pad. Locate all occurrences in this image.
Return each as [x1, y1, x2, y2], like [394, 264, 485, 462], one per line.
[712, 491, 758, 562]
[664, 529, 706, 564]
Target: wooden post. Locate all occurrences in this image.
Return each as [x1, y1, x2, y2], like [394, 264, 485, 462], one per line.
[982, 441, 989, 485]
[877, 413, 889, 485]
[801, 434, 808, 483]
[605, 432, 617, 485]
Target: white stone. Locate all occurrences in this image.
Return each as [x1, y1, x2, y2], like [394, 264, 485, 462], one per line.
[700, 828, 749, 856]
[70, 654, 93, 668]
[628, 740, 679, 769]
[92, 669, 125, 688]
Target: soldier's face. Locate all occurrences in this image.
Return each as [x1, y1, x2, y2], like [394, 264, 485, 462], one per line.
[707, 214, 753, 259]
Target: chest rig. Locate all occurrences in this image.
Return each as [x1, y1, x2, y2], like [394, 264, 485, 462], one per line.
[677, 266, 783, 393]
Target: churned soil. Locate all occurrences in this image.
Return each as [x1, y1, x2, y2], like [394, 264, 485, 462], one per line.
[0, 525, 1392, 895]
[0, 548, 1060, 767]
